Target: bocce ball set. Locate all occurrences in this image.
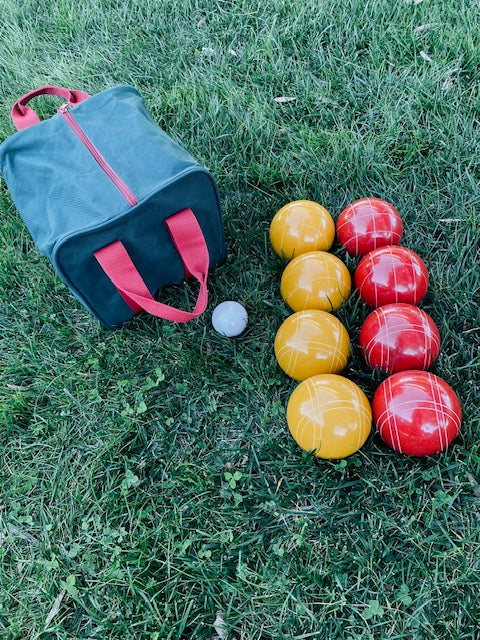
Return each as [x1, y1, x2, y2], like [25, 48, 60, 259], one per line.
[269, 198, 462, 460]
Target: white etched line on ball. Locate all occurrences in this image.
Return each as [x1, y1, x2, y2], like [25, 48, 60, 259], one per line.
[389, 247, 400, 303]
[354, 203, 360, 256]
[378, 377, 399, 450]
[420, 315, 429, 369]
[428, 375, 446, 451]
[380, 307, 389, 371]
[369, 198, 378, 249]
[374, 397, 456, 432]
[389, 376, 404, 452]
[407, 252, 418, 303]
[295, 387, 370, 449]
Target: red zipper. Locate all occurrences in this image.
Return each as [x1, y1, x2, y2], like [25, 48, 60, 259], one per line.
[58, 105, 138, 207]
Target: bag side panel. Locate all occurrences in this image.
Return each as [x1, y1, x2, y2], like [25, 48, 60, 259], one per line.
[69, 85, 199, 201]
[53, 168, 226, 328]
[0, 85, 198, 258]
[0, 114, 131, 256]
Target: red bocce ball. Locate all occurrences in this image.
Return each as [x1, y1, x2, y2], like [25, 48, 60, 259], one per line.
[372, 371, 462, 456]
[336, 197, 403, 257]
[354, 245, 429, 307]
[359, 303, 441, 374]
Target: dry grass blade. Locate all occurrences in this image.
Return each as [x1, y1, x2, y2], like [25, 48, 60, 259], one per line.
[274, 96, 296, 103]
[44, 590, 66, 629]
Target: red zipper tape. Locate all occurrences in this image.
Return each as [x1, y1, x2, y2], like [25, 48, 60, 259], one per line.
[59, 105, 138, 207]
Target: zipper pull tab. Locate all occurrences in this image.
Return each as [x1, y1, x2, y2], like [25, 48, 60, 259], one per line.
[58, 102, 70, 114]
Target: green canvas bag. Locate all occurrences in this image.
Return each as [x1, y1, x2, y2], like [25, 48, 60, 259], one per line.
[0, 84, 227, 329]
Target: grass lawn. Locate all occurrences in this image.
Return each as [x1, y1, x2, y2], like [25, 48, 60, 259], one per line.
[1, 0, 480, 638]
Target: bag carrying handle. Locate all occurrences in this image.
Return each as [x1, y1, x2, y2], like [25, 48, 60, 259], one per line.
[11, 85, 90, 131]
[94, 208, 210, 323]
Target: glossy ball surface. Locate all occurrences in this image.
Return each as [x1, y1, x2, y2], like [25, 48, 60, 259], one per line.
[336, 197, 403, 256]
[354, 245, 429, 307]
[372, 371, 462, 456]
[359, 303, 441, 374]
[270, 200, 335, 259]
[281, 251, 351, 313]
[212, 301, 248, 337]
[274, 310, 350, 381]
[287, 374, 372, 459]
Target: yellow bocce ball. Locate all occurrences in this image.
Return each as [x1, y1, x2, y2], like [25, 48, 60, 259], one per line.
[286, 374, 372, 459]
[269, 200, 335, 260]
[274, 310, 350, 381]
[280, 251, 351, 312]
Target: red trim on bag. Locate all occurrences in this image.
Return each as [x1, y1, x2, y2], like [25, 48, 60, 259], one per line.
[94, 208, 210, 323]
[59, 105, 138, 207]
[11, 86, 90, 130]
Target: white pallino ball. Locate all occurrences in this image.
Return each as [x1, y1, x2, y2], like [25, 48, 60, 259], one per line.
[212, 301, 248, 337]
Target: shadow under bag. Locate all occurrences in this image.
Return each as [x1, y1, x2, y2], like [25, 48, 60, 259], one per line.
[0, 84, 227, 329]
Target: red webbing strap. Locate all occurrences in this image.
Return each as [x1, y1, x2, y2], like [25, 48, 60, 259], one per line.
[11, 85, 90, 131]
[94, 208, 210, 323]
